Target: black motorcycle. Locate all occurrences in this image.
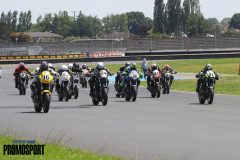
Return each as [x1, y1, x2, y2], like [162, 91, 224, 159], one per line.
[124, 70, 140, 102]
[91, 70, 109, 106]
[162, 71, 176, 94]
[148, 70, 161, 98]
[198, 71, 218, 105]
[70, 72, 80, 99]
[115, 71, 125, 98]
[18, 72, 28, 95]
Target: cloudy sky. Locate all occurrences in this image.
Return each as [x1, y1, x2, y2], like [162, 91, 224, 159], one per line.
[1, 0, 240, 22]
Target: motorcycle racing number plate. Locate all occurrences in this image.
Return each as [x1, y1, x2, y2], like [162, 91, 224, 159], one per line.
[40, 71, 53, 84]
[100, 70, 108, 78]
[206, 70, 215, 78]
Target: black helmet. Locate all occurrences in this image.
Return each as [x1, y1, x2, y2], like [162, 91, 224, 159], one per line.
[125, 62, 130, 67]
[40, 61, 48, 71]
[73, 62, 79, 68]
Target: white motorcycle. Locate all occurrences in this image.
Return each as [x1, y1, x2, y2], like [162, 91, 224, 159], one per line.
[58, 71, 71, 102]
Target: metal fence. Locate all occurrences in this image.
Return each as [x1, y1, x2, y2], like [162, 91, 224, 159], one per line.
[0, 37, 240, 56]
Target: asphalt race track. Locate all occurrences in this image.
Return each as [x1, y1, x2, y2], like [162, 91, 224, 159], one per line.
[0, 67, 240, 160]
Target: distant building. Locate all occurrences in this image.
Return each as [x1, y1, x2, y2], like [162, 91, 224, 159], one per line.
[24, 32, 63, 42]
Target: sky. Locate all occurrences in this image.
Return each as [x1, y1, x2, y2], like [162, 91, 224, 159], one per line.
[1, 0, 240, 23]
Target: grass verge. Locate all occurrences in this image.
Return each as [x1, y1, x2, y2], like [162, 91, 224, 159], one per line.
[0, 135, 124, 160]
[103, 57, 240, 75]
[139, 76, 240, 96]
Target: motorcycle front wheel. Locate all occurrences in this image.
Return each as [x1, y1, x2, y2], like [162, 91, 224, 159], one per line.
[101, 88, 108, 106]
[42, 93, 50, 113]
[208, 88, 214, 104]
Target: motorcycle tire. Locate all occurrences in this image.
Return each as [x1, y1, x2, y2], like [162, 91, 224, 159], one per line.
[166, 85, 170, 94]
[74, 87, 79, 99]
[58, 94, 63, 101]
[42, 93, 50, 113]
[101, 88, 108, 106]
[132, 87, 137, 102]
[208, 88, 214, 104]
[34, 103, 42, 113]
[198, 93, 205, 104]
[157, 86, 161, 98]
[92, 97, 99, 105]
[125, 93, 130, 101]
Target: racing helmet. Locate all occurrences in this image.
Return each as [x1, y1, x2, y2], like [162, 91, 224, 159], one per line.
[151, 63, 157, 70]
[97, 62, 104, 70]
[164, 64, 170, 70]
[68, 63, 73, 70]
[48, 63, 53, 69]
[19, 62, 25, 70]
[131, 62, 137, 69]
[40, 61, 48, 71]
[125, 62, 130, 67]
[73, 62, 79, 68]
[61, 65, 68, 71]
[82, 64, 87, 69]
[205, 64, 212, 70]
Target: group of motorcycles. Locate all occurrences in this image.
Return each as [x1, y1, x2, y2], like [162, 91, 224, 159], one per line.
[114, 69, 176, 102]
[15, 67, 89, 113]
[55, 70, 89, 102]
[14, 63, 219, 113]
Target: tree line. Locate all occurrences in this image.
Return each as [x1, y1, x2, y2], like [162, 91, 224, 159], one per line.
[0, 1, 240, 41]
[154, 0, 240, 37]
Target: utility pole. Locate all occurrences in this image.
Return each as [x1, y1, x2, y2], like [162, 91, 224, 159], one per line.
[72, 11, 79, 36]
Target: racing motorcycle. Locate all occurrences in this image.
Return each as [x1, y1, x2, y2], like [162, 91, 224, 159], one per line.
[80, 69, 88, 88]
[58, 71, 71, 102]
[124, 70, 139, 102]
[32, 71, 53, 113]
[198, 70, 218, 105]
[115, 71, 125, 98]
[162, 71, 176, 94]
[17, 72, 28, 95]
[148, 70, 161, 98]
[91, 70, 109, 106]
[70, 72, 80, 99]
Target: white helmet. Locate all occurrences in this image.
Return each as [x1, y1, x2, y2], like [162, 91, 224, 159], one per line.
[97, 62, 104, 70]
[34, 67, 40, 74]
[48, 63, 53, 69]
[68, 63, 73, 69]
[61, 65, 68, 71]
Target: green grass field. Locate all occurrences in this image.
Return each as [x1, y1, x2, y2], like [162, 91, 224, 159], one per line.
[0, 136, 124, 160]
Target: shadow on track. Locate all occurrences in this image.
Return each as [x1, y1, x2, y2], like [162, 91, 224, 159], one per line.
[51, 105, 93, 109]
[19, 111, 44, 114]
[7, 93, 21, 96]
[0, 106, 32, 109]
[188, 103, 208, 106]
